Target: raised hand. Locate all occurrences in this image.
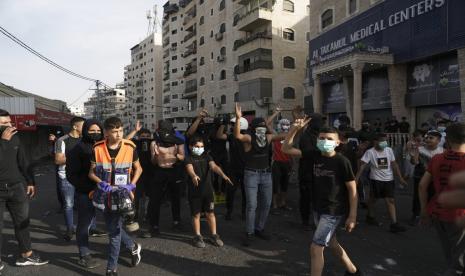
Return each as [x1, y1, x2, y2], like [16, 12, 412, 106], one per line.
[235, 103, 242, 118]
[198, 109, 208, 118]
[293, 116, 311, 130]
[135, 120, 142, 132]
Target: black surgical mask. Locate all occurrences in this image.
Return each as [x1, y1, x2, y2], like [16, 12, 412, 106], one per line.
[88, 133, 103, 142]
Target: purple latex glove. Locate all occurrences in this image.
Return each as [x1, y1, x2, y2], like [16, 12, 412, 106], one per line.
[98, 181, 112, 193]
[121, 183, 136, 192]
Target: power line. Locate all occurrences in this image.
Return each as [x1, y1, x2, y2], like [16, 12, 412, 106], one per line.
[68, 84, 94, 107]
[0, 25, 98, 82]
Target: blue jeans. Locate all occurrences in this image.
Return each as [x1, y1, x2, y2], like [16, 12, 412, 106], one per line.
[76, 193, 100, 257]
[244, 169, 272, 234]
[312, 212, 343, 247]
[104, 211, 135, 270]
[58, 177, 75, 231]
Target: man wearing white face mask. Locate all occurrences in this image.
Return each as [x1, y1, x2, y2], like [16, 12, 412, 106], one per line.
[436, 120, 448, 148]
[234, 103, 287, 246]
[356, 133, 408, 233]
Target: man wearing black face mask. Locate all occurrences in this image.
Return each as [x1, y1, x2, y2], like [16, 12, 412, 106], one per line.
[234, 104, 286, 246]
[66, 119, 107, 269]
[0, 109, 49, 269]
[298, 113, 323, 231]
[132, 129, 153, 222]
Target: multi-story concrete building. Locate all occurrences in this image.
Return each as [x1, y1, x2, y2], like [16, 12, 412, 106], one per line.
[162, 0, 309, 130]
[69, 105, 85, 117]
[83, 86, 126, 120]
[124, 33, 163, 131]
[307, 0, 465, 130]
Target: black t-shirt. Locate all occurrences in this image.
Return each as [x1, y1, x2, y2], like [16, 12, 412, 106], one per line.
[299, 129, 318, 183]
[302, 151, 355, 216]
[399, 122, 410, 133]
[227, 134, 245, 172]
[185, 153, 214, 198]
[106, 146, 139, 161]
[210, 137, 227, 162]
[134, 139, 152, 171]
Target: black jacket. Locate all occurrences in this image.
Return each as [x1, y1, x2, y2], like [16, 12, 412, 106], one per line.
[66, 119, 103, 194]
[0, 135, 34, 185]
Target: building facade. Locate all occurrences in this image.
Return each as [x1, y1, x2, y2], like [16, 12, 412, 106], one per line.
[307, 0, 465, 130]
[124, 33, 163, 131]
[162, 0, 309, 130]
[83, 86, 126, 120]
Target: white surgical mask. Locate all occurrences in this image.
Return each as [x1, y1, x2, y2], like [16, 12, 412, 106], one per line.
[192, 147, 204, 156]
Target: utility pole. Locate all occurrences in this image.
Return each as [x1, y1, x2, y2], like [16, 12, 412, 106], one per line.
[90, 80, 102, 121]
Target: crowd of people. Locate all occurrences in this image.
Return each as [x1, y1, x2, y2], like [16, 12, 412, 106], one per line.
[0, 105, 464, 276]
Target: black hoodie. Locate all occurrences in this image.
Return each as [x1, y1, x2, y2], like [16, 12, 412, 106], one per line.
[66, 119, 103, 194]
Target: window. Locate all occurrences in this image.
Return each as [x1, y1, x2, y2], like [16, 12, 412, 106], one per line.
[219, 23, 226, 33]
[172, 81, 178, 86]
[171, 29, 177, 35]
[348, 0, 357, 15]
[200, 57, 205, 65]
[211, 74, 214, 80]
[172, 55, 178, 60]
[200, 77, 205, 85]
[211, 9, 213, 16]
[220, 47, 226, 56]
[321, 9, 334, 29]
[199, 36, 205, 45]
[306, 32, 310, 42]
[283, 0, 294, 12]
[234, 92, 239, 102]
[200, 99, 205, 107]
[172, 94, 178, 99]
[172, 68, 178, 73]
[199, 0, 204, 4]
[220, 70, 226, 80]
[171, 16, 177, 22]
[199, 16, 204, 25]
[210, 30, 214, 37]
[283, 28, 295, 41]
[283, 56, 295, 69]
[219, 0, 225, 11]
[220, 95, 226, 104]
[307, 5, 310, 15]
[283, 87, 295, 99]
[211, 52, 214, 59]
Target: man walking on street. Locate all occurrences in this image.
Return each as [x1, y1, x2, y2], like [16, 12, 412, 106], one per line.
[55, 116, 85, 241]
[0, 109, 48, 270]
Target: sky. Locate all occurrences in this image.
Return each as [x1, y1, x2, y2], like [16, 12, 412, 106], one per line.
[0, 0, 165, 107]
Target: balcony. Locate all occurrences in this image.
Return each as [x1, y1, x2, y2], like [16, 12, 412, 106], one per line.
[233, 31, 272, 51]
[162, 38, 170, 48]
[163, 73, 170, 81]
[184, 79, 198, 97]
[179, 0, 193, 8]
[164, 4, 179, 14]
[162, 26, 170, 36]
[234, 0, 273, 31]
[183, 64, 198, 77]
[183, 8, 196, 26]
[163, 50, 170, 59]
[163, 85, 171, 93]
[183, 46, 197, 58]
[183, 30, 196, 42]
[238, 60, 273, 74]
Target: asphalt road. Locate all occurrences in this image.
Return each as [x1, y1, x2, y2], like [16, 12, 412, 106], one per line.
[0, 165, 447, 276]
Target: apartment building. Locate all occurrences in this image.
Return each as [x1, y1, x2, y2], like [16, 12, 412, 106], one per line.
[124, 33, 163, 131]
[162, 0, 309, 130]
[83, 86, 126, 120]
[307, 0, 465, 129]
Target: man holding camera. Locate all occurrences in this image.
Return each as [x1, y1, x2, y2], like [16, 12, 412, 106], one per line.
[88, 117, 142, 276]
[0, 109, 48, 270]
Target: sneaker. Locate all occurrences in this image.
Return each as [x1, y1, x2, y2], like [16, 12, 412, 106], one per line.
[89, 229, 107, 237]
[193, 235, 206, 248]
[106, 270, 118, 276]
[15, 252, 49, 266]
[78, 255, 100, 269]
[142, 227, 160, 238]
[242, 233, 254, 247]
[366, 216, 382, 226]
[64, 230, 74, 242]
[0, 260, 4, 271]
[211, 234, 224, 247]
[345, 267, 364, 276]
[390, 223, 407, 233]
[130, 242, 142, 267]
[254, 230, 271, 241]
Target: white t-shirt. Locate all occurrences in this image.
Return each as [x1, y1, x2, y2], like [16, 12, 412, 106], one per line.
[361, 147, 396, 181]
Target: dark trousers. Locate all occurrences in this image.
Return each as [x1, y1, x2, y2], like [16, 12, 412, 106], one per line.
[412, 177, 421, 217]
[226, 170, 246, 216]
[147, 167, 181, 228]
[0, 182, 32, 254]
[134, 172, 150, 221]
[299, 181, 312, 225]
[213, 157, 228, 194]
[272, 161, 291, 194]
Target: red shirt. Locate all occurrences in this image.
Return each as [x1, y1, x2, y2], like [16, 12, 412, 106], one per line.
[427, 150, 465, 222]
[273, 140, 290, 162]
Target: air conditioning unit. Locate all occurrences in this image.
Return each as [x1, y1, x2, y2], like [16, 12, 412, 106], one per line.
[215, 32, 224, 41]
[262, 97, 272, 104]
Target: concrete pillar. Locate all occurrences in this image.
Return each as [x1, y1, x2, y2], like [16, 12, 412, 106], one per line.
[457, 48, 465, 115]
[343, 76, 353, 122]
[388, 64, 411, 124]
[352, 63, 364, 130]
[313, 75, 322, 114]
